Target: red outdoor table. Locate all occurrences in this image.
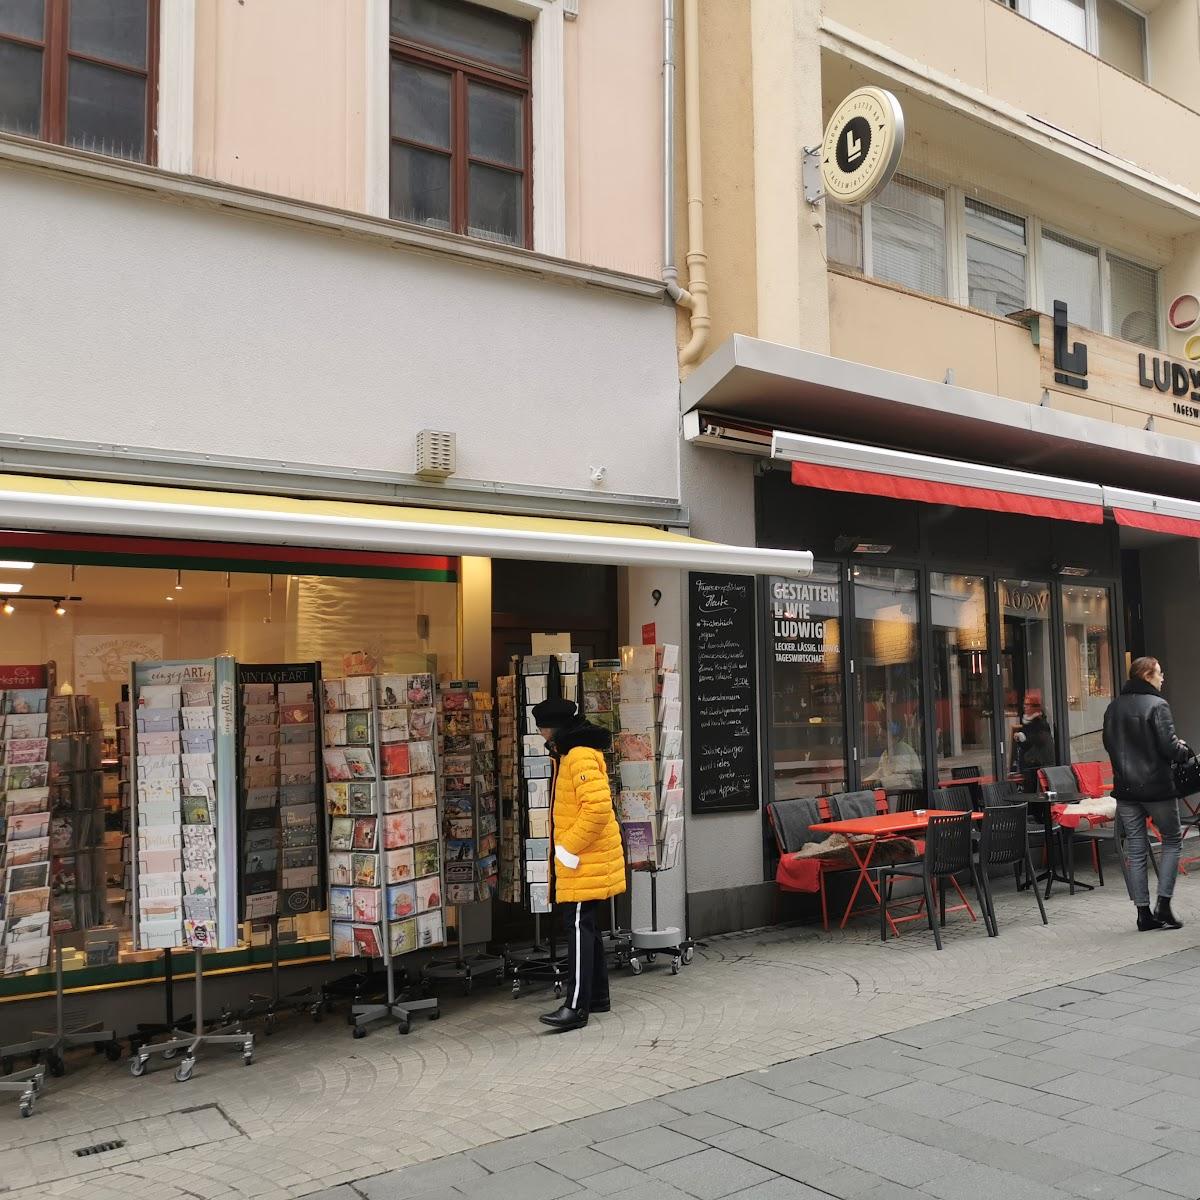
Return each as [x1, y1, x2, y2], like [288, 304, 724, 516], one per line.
[812, 810, 984, 936]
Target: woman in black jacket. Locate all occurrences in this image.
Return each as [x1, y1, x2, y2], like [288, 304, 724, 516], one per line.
[1102, 657, 1191, 931]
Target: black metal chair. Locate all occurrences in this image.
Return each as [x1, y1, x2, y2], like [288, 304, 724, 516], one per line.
[891, 789, 926, 813]
[980, 781, 1021, 807]
[931, 784, 975, 812]
[951, 765, 982, 781]
[977, 803, 1047, 934]
[878, 812, 990, 950]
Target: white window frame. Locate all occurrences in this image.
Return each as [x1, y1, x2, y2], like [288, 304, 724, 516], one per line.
[1039, 225, 1161, 348]
[1008, 0, 1150, 83]
[365, 0, 566, 256]
[953, 191, 1032, 317]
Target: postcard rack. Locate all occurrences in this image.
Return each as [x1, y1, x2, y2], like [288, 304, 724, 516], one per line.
[504, 654, 568, 1000]
[629, 867, 695, 976]
[241, 914, 321, 1030]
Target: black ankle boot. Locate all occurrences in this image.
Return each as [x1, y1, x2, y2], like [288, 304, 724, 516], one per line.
[1137, 906, 1164, 931]
[1156, 899, 1183, 929]
[538, 1005, 588, 1031]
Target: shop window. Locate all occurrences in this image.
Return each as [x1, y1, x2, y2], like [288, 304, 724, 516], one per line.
[0, 0, 157, 162]
[965, 199, 1027, 318]
[826, 175, 947, 300]
[854, 565, 925, 798]
[931, 574, 995, 785]
[1061, 584, 1114, 763]
[389, 0, 531, 248]
[0, 558, 458, 988]
[1000, 579, 1059, 782]
[765, 566, 846, 802]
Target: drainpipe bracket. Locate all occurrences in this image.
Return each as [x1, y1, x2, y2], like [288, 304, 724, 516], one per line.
[802, 146, 825, 207]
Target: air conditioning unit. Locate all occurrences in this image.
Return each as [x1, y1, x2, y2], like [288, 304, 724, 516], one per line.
[415, 429, 456, 481]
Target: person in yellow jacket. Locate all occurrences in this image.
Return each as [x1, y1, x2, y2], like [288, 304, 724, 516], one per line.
[531, 697, 626, 1032]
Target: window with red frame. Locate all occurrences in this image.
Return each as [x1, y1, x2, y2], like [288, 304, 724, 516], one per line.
[0, 0, 157, 164]
[389, 0, 532, 249]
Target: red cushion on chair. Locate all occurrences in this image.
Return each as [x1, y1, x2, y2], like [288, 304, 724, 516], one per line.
[1072, 762, 1106, 799]
[776, 853, 822, 893]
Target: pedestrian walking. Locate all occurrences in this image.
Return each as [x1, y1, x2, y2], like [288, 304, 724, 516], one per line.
[530, 697, 626, 1031]
[1103, 656, 1191, 931]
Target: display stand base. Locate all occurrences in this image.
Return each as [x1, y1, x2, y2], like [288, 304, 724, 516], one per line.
[130, 948, 193, 1055]
[421, 916, 505, 997]
[505, 941, 567, 999]
[0, 1066, 45, 1118]
[629, 926, 694, 975]
[129, 949, 254, 1082]
[322, 965, 395, 1021]
[1, 936, 120, 1077]
[241, 917, 320, 1033]
[351, 995, 440, 1037]
[603, 897, 634, 971]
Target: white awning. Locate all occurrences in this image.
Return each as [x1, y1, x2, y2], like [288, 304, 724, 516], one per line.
[0, 473, 814, 578]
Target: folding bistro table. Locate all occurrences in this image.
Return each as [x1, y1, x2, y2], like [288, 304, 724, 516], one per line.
[814, 809, 984, 937]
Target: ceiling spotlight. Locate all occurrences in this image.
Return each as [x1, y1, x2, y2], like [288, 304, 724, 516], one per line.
[165, 595, 174, 602]
[53, 599, 66, 617]
[0, 561, 33, 570]
[0, 583, 23, 594]
[2, 601, 14, 616]
[175, 570, 184, 591]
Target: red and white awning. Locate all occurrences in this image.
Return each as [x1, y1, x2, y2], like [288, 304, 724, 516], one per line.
[771, 432, 1105, 525]
[1105, 486, 1200, 539]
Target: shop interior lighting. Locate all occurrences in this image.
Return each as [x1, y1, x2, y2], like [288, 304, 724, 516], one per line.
[175, 570, 184, 591]
[1055, 564, 1092, 577]
[853, 543, 892, 555]
[0, 561, 33, 570]
[52, 599, 66, 616]
[2, 601, 14, 616]
[0, 582, 23, 594]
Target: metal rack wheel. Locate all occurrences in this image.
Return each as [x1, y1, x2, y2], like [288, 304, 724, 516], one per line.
[671, 956, 681, 975]
[19, 1096, 34, 1118]
[630, 957, 642, 975]
[162, 1047, 178, 1061]
[103, 1040, 123, 1062]
[174, 1058, 195, 1083]
[352, 1026, 367, 1039]
[397, 1022, 410, 1035]
[682, 946, 694, 965]
[129, 1055, 148, 1078]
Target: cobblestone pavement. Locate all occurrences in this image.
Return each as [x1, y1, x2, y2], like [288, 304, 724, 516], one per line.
[6, 871, 1200, 1200]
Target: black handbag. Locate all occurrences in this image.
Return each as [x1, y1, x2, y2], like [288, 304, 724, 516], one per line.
[1174, 753, 1200, 799]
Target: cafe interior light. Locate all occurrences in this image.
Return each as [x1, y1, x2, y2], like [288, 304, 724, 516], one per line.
[0, 583, 23, 594]
[0, 561, 34, 570]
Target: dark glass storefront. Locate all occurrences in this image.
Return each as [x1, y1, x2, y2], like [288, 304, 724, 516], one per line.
[758, 472, 1122, 806]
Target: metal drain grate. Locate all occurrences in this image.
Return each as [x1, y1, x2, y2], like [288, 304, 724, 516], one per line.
[74, 1139, 126, 1157]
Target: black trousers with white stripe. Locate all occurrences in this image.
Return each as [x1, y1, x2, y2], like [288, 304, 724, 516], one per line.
[562, 899, 608, 1012]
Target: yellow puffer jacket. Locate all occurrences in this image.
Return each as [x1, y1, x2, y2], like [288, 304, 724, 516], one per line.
[552, 726, 627, 904]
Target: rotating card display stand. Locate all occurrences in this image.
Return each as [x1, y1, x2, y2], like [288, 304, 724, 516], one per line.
[126, 657, 251, 1081]
[504, 652, 573, 1000]
[130, 948, 193, 1054]
[242, 915, 322, 1030]
[322, 667, 445, 1036]
[1, 933, 120, 1080]
[129, 947, 252, 1081]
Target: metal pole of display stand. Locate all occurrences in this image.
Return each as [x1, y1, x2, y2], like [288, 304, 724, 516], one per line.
[129, 948, 253, 1082]
[351, 952, 440, 1037]
[20, 934, 121, 1076]
[421, 902, 505, 997]
[242, 916, 318, 1031]
[629, 869, 695, 977]
[602, 894, 633, 971]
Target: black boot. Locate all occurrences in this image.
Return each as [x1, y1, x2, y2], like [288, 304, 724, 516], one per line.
[1156, 898, 1183, 929]
[1137, 905, 1164, 931]
[539, 1005, 588, 1031]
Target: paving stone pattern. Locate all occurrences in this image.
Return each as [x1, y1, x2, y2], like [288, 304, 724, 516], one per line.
[9, 875, 1200, 1199]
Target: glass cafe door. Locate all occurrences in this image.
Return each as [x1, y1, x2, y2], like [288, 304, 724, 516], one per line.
[1000, 579, 1059, 781]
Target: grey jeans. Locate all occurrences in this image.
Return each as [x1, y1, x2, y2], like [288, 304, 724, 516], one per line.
[1117, 799, 1183, 906]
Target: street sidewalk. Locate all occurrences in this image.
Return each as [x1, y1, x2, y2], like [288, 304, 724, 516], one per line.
[5, 870, 1200, 1199]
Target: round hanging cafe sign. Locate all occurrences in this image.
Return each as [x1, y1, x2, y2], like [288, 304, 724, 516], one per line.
[820, 87, 906, 207]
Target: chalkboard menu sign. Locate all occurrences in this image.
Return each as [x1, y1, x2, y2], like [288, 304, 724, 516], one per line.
[688, 573, 760, 814]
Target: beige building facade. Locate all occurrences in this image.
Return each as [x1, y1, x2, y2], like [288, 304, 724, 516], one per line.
[676, 0, 1200, 933]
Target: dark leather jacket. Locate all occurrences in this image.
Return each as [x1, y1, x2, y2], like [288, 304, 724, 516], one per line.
[1102, 679, 1190, 803]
